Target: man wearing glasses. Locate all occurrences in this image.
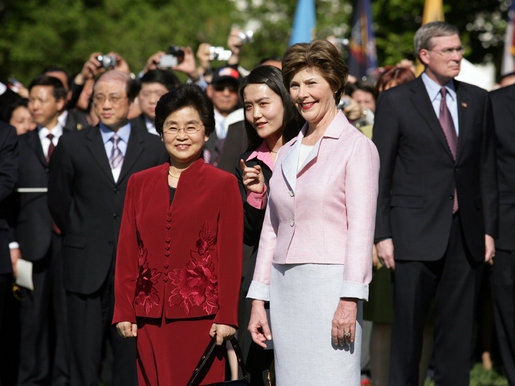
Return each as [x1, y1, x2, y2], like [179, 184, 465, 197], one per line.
[373, 21, 497, 385]
[48, 70, 167, 386]
[205, 66, 242, 166]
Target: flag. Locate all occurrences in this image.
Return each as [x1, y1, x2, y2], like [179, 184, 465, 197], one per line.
[422, 0, 444, 25]
[348, 0, 378, 79]
[501, 0, 515, 75]
[416, 0, 444, 75]
[289, 0, 316, 46]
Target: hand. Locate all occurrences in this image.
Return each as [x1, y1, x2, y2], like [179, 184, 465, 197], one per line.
[227, 28, 242, 65]
[332, 298, 357, 346]
[240, 160, 265, 194]
[143, 51, 166, 74]
[109, 52, 131, 74]
[196, 43, 211, 75]
[248, 299, 272, 348]
[484, 234, 495, 265]
[10, 248, 21, 278]
[376, 239, 395, 270]
[74, 52, 103, 86]
[116, 321, 137, 338]
[209, 323, 236, 346]
[372, 245, 379, 268]
[173, 46, 199, 81]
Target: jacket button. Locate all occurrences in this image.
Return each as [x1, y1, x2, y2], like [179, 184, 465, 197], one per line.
[112, 213, 118, 218]
[290, 219, 295, 227]
[449, 195, 454, 200]
[113, 187, 118, 193]
[166, 238, 171, 243]
[163, 277, 168, 283]
[164, 264, 169, 269]
[165, 251, 170, 257]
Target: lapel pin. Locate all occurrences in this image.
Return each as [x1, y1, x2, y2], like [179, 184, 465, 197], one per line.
[461, 102, 468, 108]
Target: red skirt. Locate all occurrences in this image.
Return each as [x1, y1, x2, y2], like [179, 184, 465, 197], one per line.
[136, 314, 225, 385]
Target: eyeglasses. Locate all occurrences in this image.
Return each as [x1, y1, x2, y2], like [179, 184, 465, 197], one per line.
[429, 46, 465, 58]
[212, 83, 238, 92]
[163, 123, 203, 135]
[92, 94, 127, 105]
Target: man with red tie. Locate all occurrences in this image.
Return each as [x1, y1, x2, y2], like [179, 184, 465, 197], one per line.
[13, 75, 69, 385]
[373, 22, 498, 385]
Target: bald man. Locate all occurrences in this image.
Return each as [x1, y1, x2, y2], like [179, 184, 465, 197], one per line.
[48, 71, 168, 386]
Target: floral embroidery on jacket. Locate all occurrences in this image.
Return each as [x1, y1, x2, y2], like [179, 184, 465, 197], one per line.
[168, 224, 218, 314]
[134, 241, 162, 313]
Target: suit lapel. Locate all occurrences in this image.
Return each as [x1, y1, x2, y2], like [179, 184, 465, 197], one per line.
[281, 135, 301, 193]
[27, 131, 47, 167]
[118, 124, 145, 184]
[455, 80, 469, 162]
[410, 78, 455, 161]
[86, 126, 115, 184]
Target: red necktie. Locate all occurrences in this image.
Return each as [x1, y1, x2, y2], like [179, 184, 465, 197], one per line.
[439, 87, 458, 213]
[47, 133, 55, 163]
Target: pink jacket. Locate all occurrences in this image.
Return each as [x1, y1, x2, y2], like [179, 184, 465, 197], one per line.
[247, 111, 379, 301]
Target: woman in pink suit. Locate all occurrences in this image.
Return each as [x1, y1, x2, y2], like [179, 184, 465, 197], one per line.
[113, 84, 243, 385]
[247, 40, 380, 385]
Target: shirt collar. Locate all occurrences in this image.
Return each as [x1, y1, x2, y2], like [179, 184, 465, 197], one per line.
[38, 123, 63, 141]
[246, 141, 274, 171]
[421, 72, 456, 102]
[100, 121, 131, 144]
[57, 110, 68, 127]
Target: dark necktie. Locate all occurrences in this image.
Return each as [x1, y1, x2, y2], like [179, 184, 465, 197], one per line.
[439, 87, 458, 160]
[439, 87, 458, 213]
[47, 133, 55, 163]
[109, 134, 124, 169]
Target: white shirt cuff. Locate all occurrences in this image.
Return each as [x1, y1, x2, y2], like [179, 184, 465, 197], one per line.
[246, 280, 270, 301]
[340, 281, 369, 301]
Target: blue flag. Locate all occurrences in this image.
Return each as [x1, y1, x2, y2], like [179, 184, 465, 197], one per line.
[289, 0, 316, 46]
[348, 0, 378, 79]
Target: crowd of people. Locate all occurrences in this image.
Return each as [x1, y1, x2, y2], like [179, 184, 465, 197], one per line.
[0, 21, 514, 386]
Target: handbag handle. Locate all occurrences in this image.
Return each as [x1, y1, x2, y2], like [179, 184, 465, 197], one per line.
[187, 337, 248, 386]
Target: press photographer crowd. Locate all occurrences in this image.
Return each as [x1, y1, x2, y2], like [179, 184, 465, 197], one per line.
[0, 21, 515, 386]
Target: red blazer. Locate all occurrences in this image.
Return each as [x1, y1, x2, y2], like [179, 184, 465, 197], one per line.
[113, 159, 243, 326]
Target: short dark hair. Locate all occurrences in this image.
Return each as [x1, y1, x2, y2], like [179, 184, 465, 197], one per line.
[139, 69, 180, 92]
[239, 65, 303, 151]
[154, 84, 215, 137]
[282, 39, 348, 103]
[1, 98, 29, 123]
[42, 65, 72, 90]
[28, 75, 67, 101]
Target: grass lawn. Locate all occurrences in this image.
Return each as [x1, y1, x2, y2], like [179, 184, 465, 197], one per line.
[424, 363, 508, 386]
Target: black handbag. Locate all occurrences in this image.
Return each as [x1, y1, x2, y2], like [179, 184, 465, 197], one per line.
[187, 337, 249, 386]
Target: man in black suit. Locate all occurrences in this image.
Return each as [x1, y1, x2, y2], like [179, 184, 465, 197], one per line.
[373, 21, 497, 385]
[13, 75, 69, 385]
[489, 83, 515, 385]
[48, 70, 167, 386]
[0, 122, 18, 386]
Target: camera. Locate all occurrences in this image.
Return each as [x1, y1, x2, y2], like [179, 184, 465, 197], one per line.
[96, 55, 117, 69]
[159, 45, 185, 68]
[209, 46, 232, 62]
[238, 30, 254, 44]
[338, 97, 351, 110]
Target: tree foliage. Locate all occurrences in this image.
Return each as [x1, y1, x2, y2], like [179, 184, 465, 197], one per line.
[0, 0, 511, 85]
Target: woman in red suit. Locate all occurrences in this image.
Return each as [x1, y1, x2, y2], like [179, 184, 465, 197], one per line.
[113, 84, 243, 385]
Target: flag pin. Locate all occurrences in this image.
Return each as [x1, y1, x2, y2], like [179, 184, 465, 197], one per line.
[461, 102, 468, 108]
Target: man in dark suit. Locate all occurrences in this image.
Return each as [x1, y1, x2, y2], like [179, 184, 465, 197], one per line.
[48, 70, 167, 386]
[0, 122, 18, 386]
[13, 75, 69, 385]
[489, 83, 515, 385]
[373, 21, 497, 385]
